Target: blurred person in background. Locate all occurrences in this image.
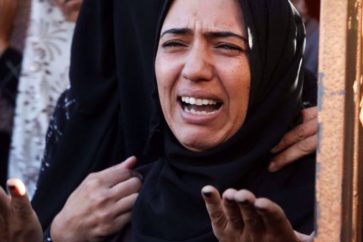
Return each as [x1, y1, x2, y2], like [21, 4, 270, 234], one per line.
[8, 0, 83, 198]
[291, 0, 319, 78]
[0, 0, 22, 189]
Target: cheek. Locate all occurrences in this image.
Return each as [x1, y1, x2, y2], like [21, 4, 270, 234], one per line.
[223, 61, 251, 120]
[155, 54, 180, 119]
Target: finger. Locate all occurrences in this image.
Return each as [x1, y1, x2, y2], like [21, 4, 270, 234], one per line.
[110, 177, 142, 200]
[222, 189, 243, 230]
[95, 156, 138, 186]
[113, 193, 139, 217]
[0, 188, 10, 229]
[113, 212, 132, 231]
[119, 156, 138, 169]
[201, 186, 228, 232]
[65, 0, 83, 9]
[0, 187, 10, 212]
[255, 198, 297, 240]
[302, 107, 317, 122]
[294, 230, 314, 242]
[271, 118, 317, 154]
[234, 190, 263, 232]
[6, 179, 33, 218]
[269, 135, 317, 172]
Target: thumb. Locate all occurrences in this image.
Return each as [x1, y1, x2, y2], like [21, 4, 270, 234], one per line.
[6, 178, 33, 217]
[119, 156, 138, 169]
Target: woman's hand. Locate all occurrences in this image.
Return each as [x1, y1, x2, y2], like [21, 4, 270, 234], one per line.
[0, 179, 43, 242]
[0, 0, 18, 54]
[201, 186, 313, 242]
[50, 156, 142, 242]
[269, 107, 317, 172]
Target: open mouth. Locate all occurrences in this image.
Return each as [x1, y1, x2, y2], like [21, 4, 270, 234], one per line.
[179, 96, 223, 115]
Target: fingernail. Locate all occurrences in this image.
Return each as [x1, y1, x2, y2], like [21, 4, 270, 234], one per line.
[202, 190, 212, 198]
[131, 171, 143, 181]
[236, 198, 249, 206]
[255, 205, 267, 214]
[7, 184, 19, 195]
[224, 196, 235, 204]
[268, 162, 278, 172]
[6, 179, 26, 197]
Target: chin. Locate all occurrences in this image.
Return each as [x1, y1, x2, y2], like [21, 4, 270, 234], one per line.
[175, 128, 221, 152]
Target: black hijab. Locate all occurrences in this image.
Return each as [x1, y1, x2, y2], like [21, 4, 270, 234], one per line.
[130, 0, 315, 241]
[32, 0, 165, 229]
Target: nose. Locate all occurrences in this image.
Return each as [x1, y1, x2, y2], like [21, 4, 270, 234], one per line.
[181, 44, 214, 82]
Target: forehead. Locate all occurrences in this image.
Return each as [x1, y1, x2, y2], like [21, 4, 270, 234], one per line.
[162, 0, 245, 34]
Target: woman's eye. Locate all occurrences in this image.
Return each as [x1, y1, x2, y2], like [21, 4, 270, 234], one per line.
[215, 43, 244, 53]
[161, 41, 187, 49]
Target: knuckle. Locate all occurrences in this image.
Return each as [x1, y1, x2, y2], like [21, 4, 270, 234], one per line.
[96, 210, 112, 224]
[295, 126, 307, 141]
[130, 177, 142, 189]
[209, 210, 227, 228]
[97, 223, 115, 236]
[89, 191, 109, 207]
[297, 139, 314, 153]
[87, 176, 103, 190]
[86, 172, 97, 181]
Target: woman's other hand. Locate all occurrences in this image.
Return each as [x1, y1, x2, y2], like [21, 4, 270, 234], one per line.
[269, 107, 317, 172]
[50, 156, 142, 242]
[201, 186, 313, 242]
[0, 0, 18, 54]
[0, 179, 43, 242]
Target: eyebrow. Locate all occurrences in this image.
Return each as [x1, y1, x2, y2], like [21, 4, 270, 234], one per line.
[160, 28, 248, 43]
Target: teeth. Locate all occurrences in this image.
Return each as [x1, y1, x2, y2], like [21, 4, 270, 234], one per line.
[184, 106, 217, 115]
[181, 96, 218, 106]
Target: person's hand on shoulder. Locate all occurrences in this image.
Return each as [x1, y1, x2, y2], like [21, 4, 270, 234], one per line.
[0, 0, 18, 54]
[201, 186, 313, 242]
[269, 106, 317, 172]
[50, 156, 142, 242]
[0, 178, 43, 242]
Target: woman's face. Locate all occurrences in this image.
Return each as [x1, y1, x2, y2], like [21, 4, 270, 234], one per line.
[155, 0, 251, 151]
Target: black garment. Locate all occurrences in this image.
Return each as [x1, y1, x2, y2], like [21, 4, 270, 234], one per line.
[33, 0, 315, 241]
[32, 0, 164, 229]
[0, 47, 22, 189]
[130, 0, 314, 241]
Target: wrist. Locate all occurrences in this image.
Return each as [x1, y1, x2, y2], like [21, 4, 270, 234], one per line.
[50, 215, 82, 242]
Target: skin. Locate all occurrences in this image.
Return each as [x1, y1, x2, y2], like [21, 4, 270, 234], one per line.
[271, 0, 318, 169]
[0, 0, 317, 242]
[201, 186, 314, 242]
[0, 0, 18, 55]
[155, 0, 250, 151]
[269, 107, 317, 172]
[53, 0, 83, 23]
[156, 0, 314, 241]
[0, 179, 43, 242]
[291, 0, 308, 19]
[50, 157, 142, 242]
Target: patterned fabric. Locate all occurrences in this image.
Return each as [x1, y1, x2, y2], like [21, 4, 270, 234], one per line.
[39, 89, 76, 242]
[39, 89, 76, 177]
[9, 0, 75, 198]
